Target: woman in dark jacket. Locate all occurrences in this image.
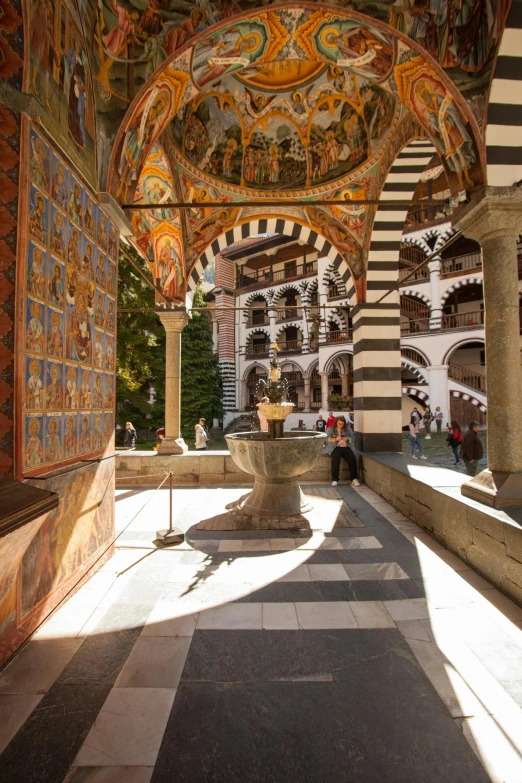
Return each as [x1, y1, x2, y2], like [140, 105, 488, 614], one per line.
[460, 421, 483, 476]
[446, 419, 463, 466]
[123, 421, 136, 449]
[324, 415, 361, 487]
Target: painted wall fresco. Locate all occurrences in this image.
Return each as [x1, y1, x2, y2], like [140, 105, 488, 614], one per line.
[20, 123, 118, 477]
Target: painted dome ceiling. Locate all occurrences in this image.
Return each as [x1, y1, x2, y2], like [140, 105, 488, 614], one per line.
[170, 67, 397, 194]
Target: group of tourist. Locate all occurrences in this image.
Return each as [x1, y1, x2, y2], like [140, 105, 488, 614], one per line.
[409, 405, 484, 475]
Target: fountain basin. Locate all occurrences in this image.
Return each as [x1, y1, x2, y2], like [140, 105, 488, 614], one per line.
[225, 431, 327, 518]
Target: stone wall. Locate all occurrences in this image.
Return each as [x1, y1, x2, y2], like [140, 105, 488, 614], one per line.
[361, 454, 522, 607]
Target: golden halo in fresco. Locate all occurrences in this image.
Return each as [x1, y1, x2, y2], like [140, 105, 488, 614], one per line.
[236, 61, 325, 91]
[320, 27, 342, 49]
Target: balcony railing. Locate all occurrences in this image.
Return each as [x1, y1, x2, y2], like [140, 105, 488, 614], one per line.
[401, 297, 430, 319]
[310, 401, 322, 411]
[401, 318, 430, 335]
[448, 362, 486, 393]
[246, 313, 269, 327]
[441, 252, 482, 275]
[328, 284, 347, 300]
[278, 339, 302, 353]
[442, 310, 484, 330]
[323, 329, 353, 344]
[276, 307, 302, 323]
[401, 348, 428, 367]
[238, 261, 317, 288]
[399, 266, 429, 283]
[245, 343, 270, 358]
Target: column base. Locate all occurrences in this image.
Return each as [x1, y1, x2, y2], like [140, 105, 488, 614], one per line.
[158, 437, 188, 455]
[461, 469, 522, 508]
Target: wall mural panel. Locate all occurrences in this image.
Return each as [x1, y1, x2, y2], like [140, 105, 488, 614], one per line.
[19, 122, 119, 478]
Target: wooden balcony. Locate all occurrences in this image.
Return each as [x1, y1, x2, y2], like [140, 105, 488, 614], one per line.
[441, 310, 484, 330]
[246, 313, 269, 327]
[448, 362, 486, 393]
[276, 307, 303, 323]
[323, 330, 353, 345]
[278, 339, 303, 354]
[327, 285, 347, 300]
[238, 261, 317, 289]
[245, 343, 270, 358]
[441, 253, 482, 276]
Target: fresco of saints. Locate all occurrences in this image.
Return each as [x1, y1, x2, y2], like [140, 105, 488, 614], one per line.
[92, 374, 103, 408]
[106, 336, 114, 370]
[94, 332, 104, 369]
[68, 228, 81, 268]
[325, 131, 340, 170]
[29, 193, 47, 245]
[68, 182, 83, 226]
[95, 293, 105, 328]
[46, 363, 63, 409]
[84, 199, 95, 235]
[308, 208, 364, 280]
[96, 254, 106, 287]
[30, 137, 49, 191]
[82, 242, 94, 278]
[106, 300, 115, 332]
[28, 246, 45, 298]
[107, 264, 116, 296]
[222, 139, 236, 179]
[98, 215, 108, 251]
[26, 360, 44, 409]
[45, 417, 61, 462]
[66, 293, 92, 363]
[26, 301, 45, 353]
[64, 415, 77, 458]
[50, 211, 66, 258]
[93, 414, 103, 449]
[244, 147, 256, 183]
[105, 413, 113, 446]
[25, 418, 43, 468]
[118, 91, 170, 194]
[79, 415, 91, 452]
[65, 366, 78, 409]
[191, 210, 231, 255]
[104, 377, 114, 408]
[268, 145, 281, 184]
[52, 163, 68, 209]
[108, 225, 118, 259]
[163, 8, 206, 57]
[47, 311, 63, 357]
[30, 0, 57, 110]
[64, 37, 88, 149]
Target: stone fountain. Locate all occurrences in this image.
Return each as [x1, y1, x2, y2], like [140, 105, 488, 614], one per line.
[225, 344, 326, 521]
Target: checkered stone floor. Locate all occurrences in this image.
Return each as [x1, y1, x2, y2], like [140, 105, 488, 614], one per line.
[1, 484, 522, 782]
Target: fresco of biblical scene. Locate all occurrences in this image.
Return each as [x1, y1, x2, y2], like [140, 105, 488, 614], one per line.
[69, 178, 84, 227]
[191, 19, 270, 88]
[79, 413, 92, 453]
[153, 234, 184, 300]
[94, 291, 106, 329]
[26, 298, 46, 354]
[106, 298, 116, 333]
[27, 242, 47, 299]
[30, 131, 50, 192]
[183, 97, 243, 185]
[103, 373, 114, 409]
[360, 82, 395, 148]
[24, 414, 44, 470]
[108, 223, 118, 260]
[64, 365, 79, 409]
[82, 237, 95, 279]
[63, 413, 79, 459]
[106, 334, 115, 371]
[51, 155, 69, 211]
[104, 412, 113, 447]
[49, 206, 67, 260]
[97, 211, 109, 252]
[67, 223, 82, 269]
[107, 260, 117, 297]
[46, 361, 64, 410]
[45, 414, 62, 462]
[92, 413, 104, 450]
[28, 186, 48, 246]
[93, 330, 105, 369]
[66, 286, 93, 363]
[95, 251, 107, 288]
[25, 357, 45, 411]
[84, 195, 96, 237]
[47, 308, 64, 358]
[245, 118, 307, 190]
[92, 372, 104, 409]
[309, 100, 368, 184]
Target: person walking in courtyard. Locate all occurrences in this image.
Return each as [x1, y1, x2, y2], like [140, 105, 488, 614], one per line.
[411, 407, 421, 424]
[325, 414, 361, 487]
[460, 421, 483, 476]
[409, 415, 427, 460]
[314, 414, 326, 432]
[446, 419, 463, 467]
[434, 406, 443, 434]
[326, 410, 336, 428]
[123, 421, 136, 449]
[423, 406, 434, 439]
[195, 417, 210, 450]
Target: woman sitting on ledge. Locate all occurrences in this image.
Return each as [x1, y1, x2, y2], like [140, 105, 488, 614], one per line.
[324, 415, 361, 488]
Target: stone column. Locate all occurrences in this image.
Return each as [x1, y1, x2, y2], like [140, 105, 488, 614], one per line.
[304, 377, 311, 412]
[340, 372, 349, 397]
[455, 187, 522, 507]
[428, 256, 442, 330]
[269, 307, 277, 345]
[320, 371, 329, 411]
[427, 365, 450, 427]
[157, 308, 189, 454]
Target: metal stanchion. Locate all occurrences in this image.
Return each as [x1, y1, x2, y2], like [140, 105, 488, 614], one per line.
[155, 471, 184, 546]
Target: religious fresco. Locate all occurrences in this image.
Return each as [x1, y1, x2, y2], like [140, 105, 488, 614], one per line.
[20, 123, 118, 477]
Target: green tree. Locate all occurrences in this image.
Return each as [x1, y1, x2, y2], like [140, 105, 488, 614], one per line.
[180, 283, 223, 438]
[116, 245, 165, 435]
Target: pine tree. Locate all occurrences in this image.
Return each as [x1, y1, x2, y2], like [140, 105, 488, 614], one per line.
[116, 245, 166, 433]
[180, 284, 224, 438]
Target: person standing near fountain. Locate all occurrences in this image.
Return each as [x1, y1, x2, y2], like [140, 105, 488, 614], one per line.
[325, 415, 361, 487]
[257, 396, 269, 432]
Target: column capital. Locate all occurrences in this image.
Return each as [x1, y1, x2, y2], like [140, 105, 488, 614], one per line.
[454, 187, 522, 243]
[427, 257, 441, 273]
[156, 307, 189, 332]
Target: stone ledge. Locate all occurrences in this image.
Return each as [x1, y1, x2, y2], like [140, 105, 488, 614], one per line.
[362, 453, 522, 607]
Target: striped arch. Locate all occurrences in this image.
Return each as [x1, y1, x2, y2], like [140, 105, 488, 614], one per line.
[323, 350, 353, 375]
[242, 291, 270, 325]
[368, 138, 437, 303]
[450, 390, 487, 414]
[322, 262, 344, 290]
[187, 217, 357, 306]
[272, 283, 304, 304]
[245, 327, 270, 346]
[402, 386, 430, 404]
[441, 276, 483, 305]
[434, 226, 458, 252]
[243, 362, 268, 381]
[275, 322, 304, 341]
[326, 312, 345, 331]
[486, 4, 522, 186]
[401, 289, 432, 307]
[401, 234, 432, 256]
[401, 360, 428, 384]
